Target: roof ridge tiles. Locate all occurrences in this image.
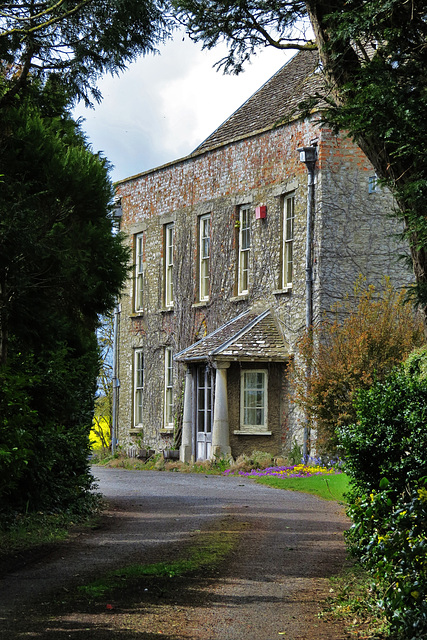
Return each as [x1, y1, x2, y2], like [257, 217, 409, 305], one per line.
[194, 49, 320, 154]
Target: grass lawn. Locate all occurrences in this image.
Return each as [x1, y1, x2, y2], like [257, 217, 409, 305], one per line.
[253, 472, 349, 502]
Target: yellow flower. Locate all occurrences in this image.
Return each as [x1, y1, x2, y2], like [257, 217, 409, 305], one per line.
[417, 487, 427, 503]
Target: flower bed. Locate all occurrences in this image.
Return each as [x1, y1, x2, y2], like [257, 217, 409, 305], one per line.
[224, 463, 342, 478]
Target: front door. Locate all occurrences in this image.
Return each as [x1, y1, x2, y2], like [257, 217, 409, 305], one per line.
[196, 365, 213, 460]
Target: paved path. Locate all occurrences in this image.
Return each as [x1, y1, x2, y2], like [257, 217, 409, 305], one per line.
[0, 467, 351, 639]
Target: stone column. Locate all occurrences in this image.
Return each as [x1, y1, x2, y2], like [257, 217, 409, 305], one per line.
[179, 366, 194, 463]
[211, 361, 231, 459]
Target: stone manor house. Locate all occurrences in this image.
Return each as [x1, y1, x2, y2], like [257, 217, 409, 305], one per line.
[114, 50, 407, 462]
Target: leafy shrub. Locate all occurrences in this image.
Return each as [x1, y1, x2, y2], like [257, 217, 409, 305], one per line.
[292, 279, 424, 455]
[339, 365, 427, 495]
[231, 450, 274, 473]
[0, 83, 128, 517]
[0, 342, 97, 515]
[0, 365, 36, 504]
[346, 480, 427, 639]
[341, 348, 427, 639]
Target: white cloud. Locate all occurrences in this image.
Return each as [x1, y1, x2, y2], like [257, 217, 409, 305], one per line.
[73, 35, 291, 182]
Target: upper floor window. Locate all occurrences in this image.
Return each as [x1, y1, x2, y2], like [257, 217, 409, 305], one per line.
[164, 347, 174, 429]
[283, 193, 295, 288]
[238, 205, 251, 295]
[199, 213, 211, 301]
[134, 232, 144, 312]
[164, 222, 174, 308]
[134, 349, 144, 427]
[369, 175, 378, 193]
[240, 370, 268, 431]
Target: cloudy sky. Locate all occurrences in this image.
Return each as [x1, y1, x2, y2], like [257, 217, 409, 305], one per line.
[73, 34, 292, 183]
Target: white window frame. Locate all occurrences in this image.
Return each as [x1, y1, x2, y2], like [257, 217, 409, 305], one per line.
[199, 213, 211, 301]
[134, 232, 144, 312]
[240, 369, 268, 432]
[164, 222, 174, 308]
[134, 349, 144, 427]
[282, 193, 295, 289]
[238, 205, 251, 295]
[164, 347, 174, 429]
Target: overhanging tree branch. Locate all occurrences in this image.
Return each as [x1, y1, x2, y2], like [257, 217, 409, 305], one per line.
[0, 0, 92, 37]
[0, 0, 174, 106]
[245, 10, 316, 49]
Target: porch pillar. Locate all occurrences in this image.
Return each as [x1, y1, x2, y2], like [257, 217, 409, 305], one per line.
[211, 361, 231, 459]
[179, 366, 193, 463]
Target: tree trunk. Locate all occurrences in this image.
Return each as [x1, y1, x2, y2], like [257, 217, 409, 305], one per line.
[305, 1, 427, 325]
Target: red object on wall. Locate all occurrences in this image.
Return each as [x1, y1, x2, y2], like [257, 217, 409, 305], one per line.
[255, 205, 267, 219]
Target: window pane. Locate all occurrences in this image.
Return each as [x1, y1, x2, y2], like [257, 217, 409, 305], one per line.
[136, 351, 143, 387]
[206, 408, 212, 433]
[198, 387, 205, 409]
[135, 233, 144, 311]
[165, 389, 173, 425]
[286, 243, 293, 285]
[166, 350, 173, 385]
[198, 410, 205, 432]
[198, 367, 204, 386]
[242, 371, 266, 427]
[164, 348, 173, 427]
[240, 248, 249, 293]
[199, 215, 210, 301]
[286, 216, 293, 240]
[137, 235, 144, 270]
[241, 228, 250, 250]
[202, 237, 209, 258]
[135, 389, 143, 424]
[165, 223, 174, 307]
[134, 350, 144, 426]
[238, 206, 251, 294]
[283, 195, 295, 287]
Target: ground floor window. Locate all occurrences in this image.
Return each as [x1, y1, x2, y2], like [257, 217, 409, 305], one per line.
[164, 347, 174, 429]
[240, 369, 268, 431]
[134, 349, 144, 427]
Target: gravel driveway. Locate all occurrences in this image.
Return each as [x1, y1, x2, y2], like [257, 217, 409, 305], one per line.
[0, 467, 351, 639]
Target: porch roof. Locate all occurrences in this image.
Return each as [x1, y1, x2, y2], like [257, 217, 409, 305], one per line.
[175, 309, 290, 363]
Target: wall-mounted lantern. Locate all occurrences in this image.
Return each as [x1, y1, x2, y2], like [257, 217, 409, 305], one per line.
[111, 197, 123, 231]
[298, 145, 317, 171]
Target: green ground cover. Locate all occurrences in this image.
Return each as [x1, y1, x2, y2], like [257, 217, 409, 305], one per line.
[253, 472, 349, 502]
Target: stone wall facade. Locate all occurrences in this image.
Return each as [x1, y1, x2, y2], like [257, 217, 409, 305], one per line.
[115, 115, 408, 459]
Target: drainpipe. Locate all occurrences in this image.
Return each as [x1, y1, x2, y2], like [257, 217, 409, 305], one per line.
[111, 302, 120, 454]
[298, 145, 317, 462]
[111, 199, 123, 454]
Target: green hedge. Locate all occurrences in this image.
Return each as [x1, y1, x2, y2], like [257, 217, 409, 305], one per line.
[339, 347, 427, 639]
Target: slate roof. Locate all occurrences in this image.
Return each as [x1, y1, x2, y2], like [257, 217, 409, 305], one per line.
[194, 49, 321, 153]
[175, 309, 290, 363]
